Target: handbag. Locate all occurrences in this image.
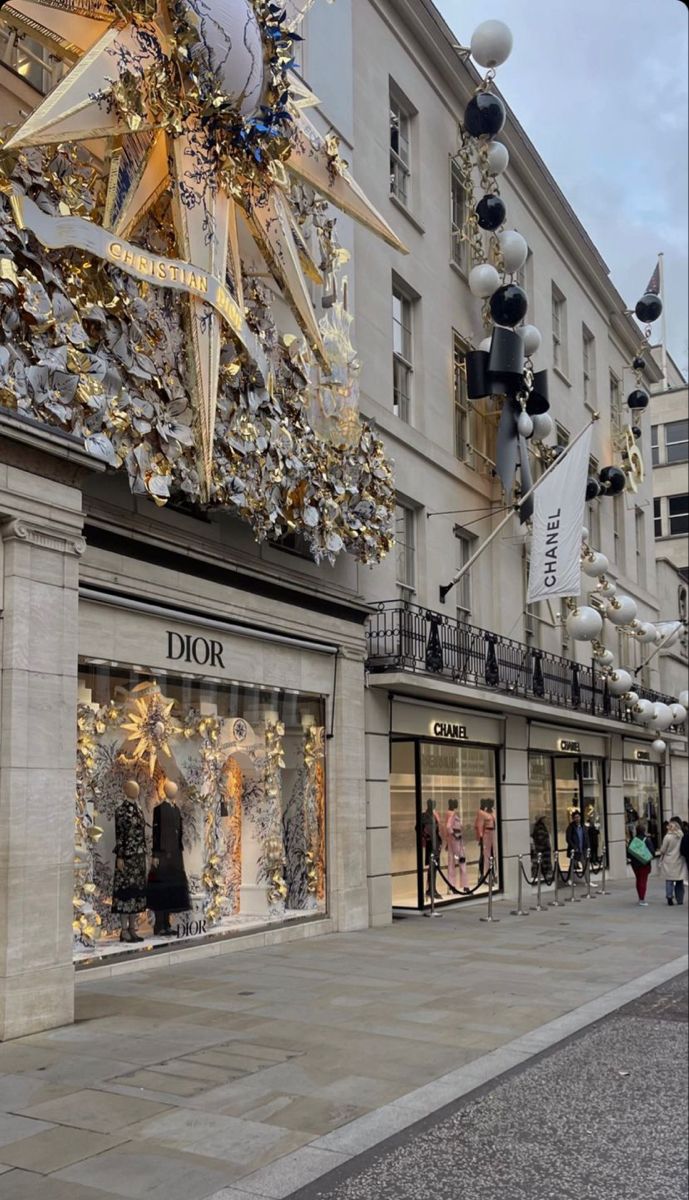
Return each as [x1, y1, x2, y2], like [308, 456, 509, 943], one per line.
[628, 836, 652, 866]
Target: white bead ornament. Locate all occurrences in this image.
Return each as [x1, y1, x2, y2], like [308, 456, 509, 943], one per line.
[596, 650, 615, 668]
[566, 606, 603, 641]
[517, 411, 534, 438]
[606, 595, 637, 626]
[670, 703, 687, 724]
[652, 739, 667, 756]
[624, 691, 639, 707]
[679, 690, 689, 708]
[486, 141, 509, 176]
[530, 413, 553, 442]
[608, 669, 633, 696]
[653, 703, 674, 732]
[521, 325, 541, 357]
[634, 621, 658, 644]
[633, 699, 656, 724]
[470, 20, 514, 68]
[582, 552, 610, 577]
[498, 230, 528, 273]
[469, 264, 501, 298]
[595, 579, 617, 598]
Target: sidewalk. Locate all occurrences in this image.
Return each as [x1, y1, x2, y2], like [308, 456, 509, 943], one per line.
[0, 880, 687, 1200]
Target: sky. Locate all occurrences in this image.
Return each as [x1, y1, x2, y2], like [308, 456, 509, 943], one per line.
[436, 0, 689, 376]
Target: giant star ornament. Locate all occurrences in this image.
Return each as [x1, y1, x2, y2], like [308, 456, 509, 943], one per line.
[2, 0, 405, 496]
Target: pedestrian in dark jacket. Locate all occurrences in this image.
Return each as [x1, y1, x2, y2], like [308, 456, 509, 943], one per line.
[565, 809, 589, 870]
[627, 821, 654, 906]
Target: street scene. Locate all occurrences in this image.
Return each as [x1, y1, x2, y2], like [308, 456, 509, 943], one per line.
[0, 0, 687, 1196]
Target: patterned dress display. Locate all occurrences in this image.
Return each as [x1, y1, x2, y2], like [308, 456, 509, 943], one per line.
[146, 801, 191, 915]
[111, 799, 147, 914]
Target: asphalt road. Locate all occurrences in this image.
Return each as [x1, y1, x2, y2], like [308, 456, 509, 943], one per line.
[291, 973, 689, 1200]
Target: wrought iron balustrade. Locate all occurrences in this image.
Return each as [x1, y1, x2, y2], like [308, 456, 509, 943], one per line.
[366, 600, 679, 727]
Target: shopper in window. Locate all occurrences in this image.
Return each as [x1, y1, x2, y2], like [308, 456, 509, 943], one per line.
[658, 817, 688, 906]
[565, 809, 589, 879]
[627, 821, 654, 906]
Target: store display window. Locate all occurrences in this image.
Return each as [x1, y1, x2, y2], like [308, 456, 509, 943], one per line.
[623, 761, 663, 852]
[75, 661, 327, 961]
[390, 738, 500, 909]
[528, 753, 607, 869]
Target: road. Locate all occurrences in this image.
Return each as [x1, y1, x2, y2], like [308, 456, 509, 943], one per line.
[292, 973, 689, 1200]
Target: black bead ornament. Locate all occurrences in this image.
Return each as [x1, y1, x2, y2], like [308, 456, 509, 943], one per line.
[476, 194, 506, 231]
[464, 92, 506, 138]
[490, 283, 528, 328]
[632, 356, 646, 371]
[599, 465, 626, 496]
[585, 476, 601, 501]
[627, 389, 649, 410]
[631, 426, 642, 439]
[635, 293, 663, 323]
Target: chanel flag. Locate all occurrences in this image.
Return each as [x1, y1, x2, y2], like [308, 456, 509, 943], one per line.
[527, 424, 593, 604]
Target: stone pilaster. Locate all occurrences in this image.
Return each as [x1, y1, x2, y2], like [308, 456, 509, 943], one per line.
[328, 648, 369, 932]
[0, 463, 85, 1040]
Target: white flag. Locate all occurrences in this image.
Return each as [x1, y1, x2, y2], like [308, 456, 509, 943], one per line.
[527, 425, 593, 604]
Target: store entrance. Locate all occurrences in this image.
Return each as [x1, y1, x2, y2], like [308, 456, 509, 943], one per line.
[390, 737, 501, 910]
[529, 754, 607, 875]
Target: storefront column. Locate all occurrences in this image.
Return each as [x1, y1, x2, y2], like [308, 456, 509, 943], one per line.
[364, 689, 392, 927]
[328, 649, 369, 931]
[502, 716, 530, 897]
[606, 734, 626, 877]
[0, 463, 85, 1040]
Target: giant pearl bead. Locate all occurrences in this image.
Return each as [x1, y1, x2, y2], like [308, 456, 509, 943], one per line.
[627, 389, 649, 411]
[679, 690, 689, 708]
[582, 552, 610, 577]
[585, 476, 601, 501]
[596, 650, 615, 668]
[608, 669, 633, 696]
[490, 283, 528, 328]
[464, 93, 506, 138]
[633, 699, 656, 724]
[517, 411, 534, 438]
[469, 263, 501, 298]
[476, 194, 506, 230]
[599, 465, 626, 496]
[635, 621, 658, 645]
[486, 140, 509, 175]
[652, 738, 667, 756]
[566, 606, 603, 642]
[498, 229, 528, 273]
[670, 703, 687, 724]
[653, 703, 674, 732]
[606, 595, 638, 626]
[470, 19, 514, 68]
[635, 293, 663, 323]
[531, 412, 553, 442]
[521, 325, 541, 356]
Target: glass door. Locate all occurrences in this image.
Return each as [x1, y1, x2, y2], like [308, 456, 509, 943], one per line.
[390, 740, 420, 908]
[553, 757, 581, 859]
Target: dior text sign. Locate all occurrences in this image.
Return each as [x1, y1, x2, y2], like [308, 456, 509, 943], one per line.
[167, 631, 225, 669]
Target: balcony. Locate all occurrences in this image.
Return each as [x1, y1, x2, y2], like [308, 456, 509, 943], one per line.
[366, 599, 678, 726]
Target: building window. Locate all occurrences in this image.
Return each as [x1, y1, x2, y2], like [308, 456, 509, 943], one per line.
[453, 334, 472, 464]
[450, 161, 469, 272]
[582, 326, 595, 406]
[523, 552, 540, 649]
[392, 285, 413, 422]
[390, 90, 411, 206]
[610, 371, 623, 435]
[665, 419, 689, 464]
[668, 494, 689, 537]
[651, 425, 660, 466]
[395, 502, 416, 593]
[556, 422, 570, 449]
[454, 526, 475, 624]
[0, 23, 62, 93]
[551, 284, 567, 374]
[514, 250, 531, 294]
[613, 493, 625, 572]
[653, 497, 663, 539]
[587, 456, 601, 548]
[635, 506, 645, 588]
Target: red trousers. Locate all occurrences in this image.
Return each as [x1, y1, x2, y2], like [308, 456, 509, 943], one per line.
[633, 864, 651, 901]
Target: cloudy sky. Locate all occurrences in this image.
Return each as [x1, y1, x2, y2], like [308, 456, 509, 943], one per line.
[437, 0, 688, 375]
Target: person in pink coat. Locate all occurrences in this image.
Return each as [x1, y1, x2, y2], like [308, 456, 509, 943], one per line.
[446, 799, 470, 894]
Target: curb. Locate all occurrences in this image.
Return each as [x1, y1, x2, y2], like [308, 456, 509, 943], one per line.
[220, 953, 688, 1200]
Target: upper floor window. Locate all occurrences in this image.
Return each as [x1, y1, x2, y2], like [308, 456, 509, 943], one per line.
[450, 161, 469, 272]
[454, 526, 475, 624]
[587, 456, 601, 548]
[390, 89, 412, 206]
[653, 497, 662, 539]
[556, 422, 570, 449]
[668, 494, 689, 537]
[395, 501, 416, 594]
[651, 425, 660, 466]
[0, 23, 63, 93]
[392, 285, 413, 422]
[551, 284, 567, 374]
[582, 326, 595, 407]
[609, 371, 623, 435]
[666, 419, 689, 464]
[635, 506, 645, 588]
[453, 334, 472, 464]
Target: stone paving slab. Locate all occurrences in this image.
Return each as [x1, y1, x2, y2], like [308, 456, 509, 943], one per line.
[0, 881, 686, 1199]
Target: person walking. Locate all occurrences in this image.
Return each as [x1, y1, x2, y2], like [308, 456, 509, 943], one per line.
[627, 821, 654, 906]
[565, 809, 590, 881]
[658, 817, 688, 906]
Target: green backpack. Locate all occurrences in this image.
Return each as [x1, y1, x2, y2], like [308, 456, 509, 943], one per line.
[628, 836, 653, 866]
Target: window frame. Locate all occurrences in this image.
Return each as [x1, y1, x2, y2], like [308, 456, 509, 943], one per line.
[450, 160, 469, 273]
[551, 284, 567, 375]
[395, 501, 416, 594]
[665, 419, 689, 465]
[453, 332, 473, 465]
[609, 371, 623, 436]
[392, 284, 414, 423]
[582, 325, 595, 407]
[634, 506, 645, 588]
[389, 88, 412, 207]
[651, 425, 660, 467]
[453, 524, 475, 625]
[653, 497, 663, 539]
[668, 494, 689, 537]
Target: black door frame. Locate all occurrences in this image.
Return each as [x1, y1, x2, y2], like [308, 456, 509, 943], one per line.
[391, 735, 503, 911]
[549, 753, 609, 866]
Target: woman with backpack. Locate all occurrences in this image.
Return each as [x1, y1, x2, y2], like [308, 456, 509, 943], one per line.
[627, 821, 655, 906]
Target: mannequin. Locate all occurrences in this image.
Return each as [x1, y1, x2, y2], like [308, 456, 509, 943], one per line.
[585, 804, 601, 863]
[446, 799, 469, 893]
[147, 779, 190, 935]
[475, 799, 498, 880]
[112, 779, 147, 942]
[417, 799, 442, 900]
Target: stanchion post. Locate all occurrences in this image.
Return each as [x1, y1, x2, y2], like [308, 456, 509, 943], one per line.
[550, 851, 564, 907]
[534, 851, 546, 911]
[569, 855, 580, 903]
[582, 849, 595, 900]
[424, 853, 443, 918]
[510, 855, 530, 917]
[599, 849, 611, 895]
[480, 856, 500, 923]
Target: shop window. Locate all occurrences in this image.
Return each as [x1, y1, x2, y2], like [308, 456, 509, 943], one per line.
[392, 284, 413, 422]
[666, 419, 689, 464]
[668, 493, 689, 536]
[389, 87, 412, 206]
[74, 663, 327, 961]
[623, 762, 662, 851]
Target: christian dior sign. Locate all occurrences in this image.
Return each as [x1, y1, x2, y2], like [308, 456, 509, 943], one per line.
[166, 630, 225, 669]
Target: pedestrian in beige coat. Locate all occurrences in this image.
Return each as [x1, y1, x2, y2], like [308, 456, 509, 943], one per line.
[658, 818, 689, 906]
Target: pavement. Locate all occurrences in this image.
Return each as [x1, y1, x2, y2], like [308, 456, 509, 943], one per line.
[0, 878, 686, 1200]
[291, 972, 689, 1200]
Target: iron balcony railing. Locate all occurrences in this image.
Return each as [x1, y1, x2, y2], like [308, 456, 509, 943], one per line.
[366, 599, 679, 726]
